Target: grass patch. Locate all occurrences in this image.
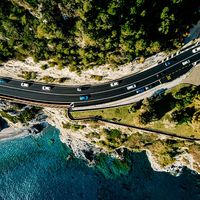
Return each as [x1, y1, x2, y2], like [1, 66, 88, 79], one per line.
[62, 122, 86, 131]
[72, 84, 200, 138]
[73, 104, 138, 124]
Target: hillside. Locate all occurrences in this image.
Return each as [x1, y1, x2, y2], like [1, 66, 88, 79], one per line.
[0, 0, 199, 72]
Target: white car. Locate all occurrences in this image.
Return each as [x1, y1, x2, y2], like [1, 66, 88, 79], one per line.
[76, 85, 90, 92]
[77, 87, 82, 92]
[192, 61, 199, 66]
[21, 82, 29, 87]
[182, 59, 190, 66]
[192, 47, 200, 53]
[110, 81, 119, 87]
[192, 62, 197, 66]
[127, 84, 136, 90]
[42, 86, 51, 91]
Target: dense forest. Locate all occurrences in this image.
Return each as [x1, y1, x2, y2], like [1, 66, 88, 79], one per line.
[0, 0, 199, 72]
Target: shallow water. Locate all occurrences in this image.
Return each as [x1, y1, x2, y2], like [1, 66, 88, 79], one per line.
[0, 125, 200, 200]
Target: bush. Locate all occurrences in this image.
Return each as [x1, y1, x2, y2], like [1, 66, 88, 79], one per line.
[58, 77, 68, 83]
[62, 122, 86, 131]
[129, 101, 142, 113]
[171, 107, 196, 124]
[90, 75, 103, 81]
[40, 64, 49, 70]
[22, 71, 37, 80]
[86, 132, 100, 139]
[42, 76, 55, 83]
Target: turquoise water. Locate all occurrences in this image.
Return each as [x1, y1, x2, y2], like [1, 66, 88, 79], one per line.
[0, 126, 200, 200]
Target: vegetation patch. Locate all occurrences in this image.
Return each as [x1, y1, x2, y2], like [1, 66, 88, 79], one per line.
[20, 71, 37, 80]
[72, 84, 200, 138]
[94, 152, 132, 178]
[0, 0, 199, 72]
[62, 122, 86, 131]
[0, 106, 41, 124]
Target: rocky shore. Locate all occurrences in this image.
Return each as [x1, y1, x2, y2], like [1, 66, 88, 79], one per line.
[0, 99, 200, 177]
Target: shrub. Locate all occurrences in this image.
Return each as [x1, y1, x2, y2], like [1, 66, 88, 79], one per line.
[42, 76, 55, 83]
[90, 75, 103, 81]
[40, 64, 49, 70]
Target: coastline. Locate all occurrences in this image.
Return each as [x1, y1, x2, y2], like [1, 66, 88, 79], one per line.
[0, 127, 29, 142]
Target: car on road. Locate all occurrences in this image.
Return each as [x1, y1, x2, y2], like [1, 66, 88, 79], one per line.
[192, 61, 199, 66]
[136, 88, 145, 94]
[21, 82, 30, 87]
[42, 86, 51, 91]
[165, 61, 172, 67]
[77, 85, 90, 92]
[192, 47, 200, 53]
[127, 84, 137, 90]
[79, 95, 90, 101]
[145, 85, 152, 90]
[0, 79, 8, 84]
[110, 81, 119, 87]
[182, 59, 190, 66]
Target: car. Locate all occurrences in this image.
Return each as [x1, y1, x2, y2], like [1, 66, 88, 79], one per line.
[110, 81, 119, 87]
[42, 86, 51, 91]
[0, 79, 8, 84]
[176, 51, 180, 56]
[77, 85, 90, 92]
[192, 62, 197, 66]
[192, 47, 200, 53]
[127, 84, 137, 90]
[21, 82, 30, 87]
[136, 88, 145, 94]
[192, 61, 199, 66]
[164, 61, 171, 67]
[145, 85, 151, 90]
[79, 95, 89, 101]
[182, 59, 190, 66]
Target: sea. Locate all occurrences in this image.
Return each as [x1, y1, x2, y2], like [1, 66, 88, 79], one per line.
[0, 125, 200, 200]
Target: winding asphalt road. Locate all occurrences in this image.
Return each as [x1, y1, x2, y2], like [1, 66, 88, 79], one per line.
[0, 43, 200, 107]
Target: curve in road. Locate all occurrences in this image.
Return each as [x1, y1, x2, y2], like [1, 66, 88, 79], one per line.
[0, 43, 200, 107]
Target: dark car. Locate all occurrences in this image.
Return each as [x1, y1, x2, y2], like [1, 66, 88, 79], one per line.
[165, 60, 175, 67]
[136, 88, 145, 94]
[164, 61, 171, 67]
